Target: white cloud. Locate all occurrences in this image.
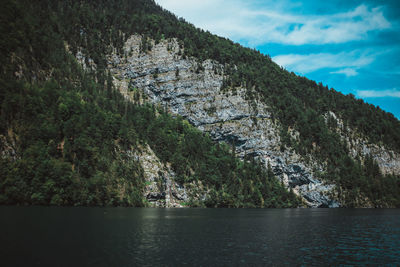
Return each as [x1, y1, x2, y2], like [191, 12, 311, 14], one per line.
[357, 89, 400, 98]
[155, 0, 391, 45]
[272, 50, 375, 74]
[330, 68, 358, 77]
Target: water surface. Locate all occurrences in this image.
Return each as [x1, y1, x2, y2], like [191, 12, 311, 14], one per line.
[1, 207, 399, 266]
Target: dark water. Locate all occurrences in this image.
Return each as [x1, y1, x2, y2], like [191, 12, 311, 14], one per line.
[1, 207, 399, 266]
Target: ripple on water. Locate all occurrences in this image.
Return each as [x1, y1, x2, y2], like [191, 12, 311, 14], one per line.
[0, 207, 399, 266]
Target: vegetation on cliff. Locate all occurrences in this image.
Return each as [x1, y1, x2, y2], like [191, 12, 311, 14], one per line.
[1, 0, 399, 207]
[0, 0, 300, 207]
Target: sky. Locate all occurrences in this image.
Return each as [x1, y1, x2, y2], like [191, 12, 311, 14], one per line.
[155, 0, 400, 119]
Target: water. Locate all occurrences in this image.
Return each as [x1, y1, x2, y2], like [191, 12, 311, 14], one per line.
[0, 207, 399, 266]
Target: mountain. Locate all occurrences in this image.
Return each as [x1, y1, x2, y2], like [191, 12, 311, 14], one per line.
[1, 0, 399, 207]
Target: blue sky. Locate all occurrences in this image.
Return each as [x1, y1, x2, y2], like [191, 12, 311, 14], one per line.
[155, 0, 400, 119]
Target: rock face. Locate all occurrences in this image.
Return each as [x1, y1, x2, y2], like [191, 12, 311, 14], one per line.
[106, 35, 343, 207]
[355, 144, 400, 175]
[0, 130, 18, 161]
[324, 111, 400, 176]
[134, 144, 206, 207]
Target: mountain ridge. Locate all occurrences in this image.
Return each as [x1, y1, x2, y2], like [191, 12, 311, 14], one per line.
[104, 33, 400, 207]
[1, 0, 399, 207]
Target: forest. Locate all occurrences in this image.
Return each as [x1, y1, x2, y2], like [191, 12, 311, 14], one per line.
[0, 0, 399, 207]
[0, 0, 300, 208]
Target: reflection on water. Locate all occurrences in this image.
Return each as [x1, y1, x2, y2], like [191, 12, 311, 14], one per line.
[0, 207, 399, 266]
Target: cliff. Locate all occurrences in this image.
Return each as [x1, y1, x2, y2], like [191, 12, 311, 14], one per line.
[105, 35, 400, 207]
[1, 0, 399, 208]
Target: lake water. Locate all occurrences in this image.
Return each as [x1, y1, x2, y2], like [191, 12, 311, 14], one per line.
[0, 207, 399, 266]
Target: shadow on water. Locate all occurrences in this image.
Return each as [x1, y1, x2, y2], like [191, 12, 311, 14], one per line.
[0, 207, 399, 266]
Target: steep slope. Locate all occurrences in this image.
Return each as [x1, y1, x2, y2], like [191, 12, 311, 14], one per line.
[105, 34, 400, 207]
[1, 0, 400, 207]
[0, 0, 300, 208]
[106, 35, 339, 207]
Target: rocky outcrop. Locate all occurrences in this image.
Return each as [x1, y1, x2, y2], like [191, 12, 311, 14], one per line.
[106, 35, 341, 207]
[325, 111, 400, 176]
[355, 144, 400, 175]
[0, 129, 18, 161]
[134, 144, 206, 207]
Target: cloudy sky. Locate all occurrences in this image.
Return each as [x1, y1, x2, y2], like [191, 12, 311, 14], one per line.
[155, 0, 400, 119]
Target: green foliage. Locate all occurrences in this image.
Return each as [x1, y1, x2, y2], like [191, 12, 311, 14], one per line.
[141, 113, 300, 207]
[0, 78, 147, 206]
[0, 0, 300, 207]
[0, 0, 399, 207]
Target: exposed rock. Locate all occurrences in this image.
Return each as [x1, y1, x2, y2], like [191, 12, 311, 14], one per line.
[75, 49, 97, 71]
[107, 35, 341, 207]
[324, 111, 400, 175]
[134, 144, 206, 207]
[0, 130, 18, 160]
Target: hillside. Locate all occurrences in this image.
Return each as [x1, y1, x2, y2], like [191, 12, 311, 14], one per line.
[1, 0, 399, 207]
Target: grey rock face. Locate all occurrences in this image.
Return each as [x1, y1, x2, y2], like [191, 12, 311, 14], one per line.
[106, 35, 342, 207]
[302, 190, 339, 208]
[324, 111, 400, 176]
[0, 134, 18, 160]
[134, 144, 206, 207]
